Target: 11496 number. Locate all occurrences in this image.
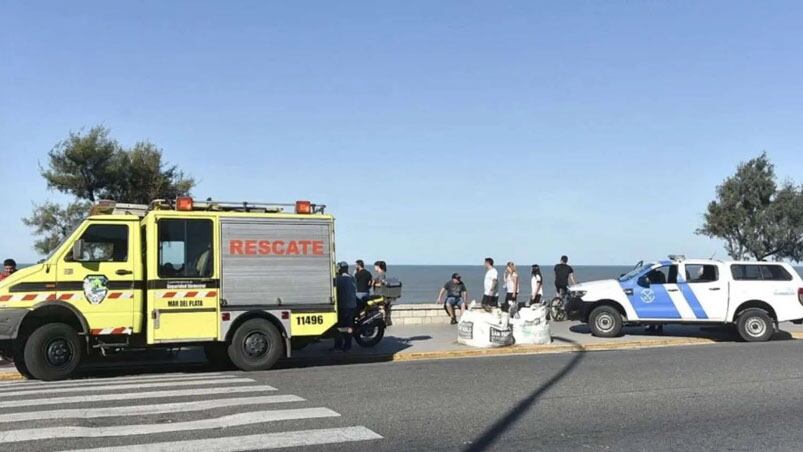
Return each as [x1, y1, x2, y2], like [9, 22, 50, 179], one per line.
[296, 315, 325, 326]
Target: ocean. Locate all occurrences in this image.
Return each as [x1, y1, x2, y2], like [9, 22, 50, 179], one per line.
[389, 264, 632, 303]
[386, 264, 803, 304]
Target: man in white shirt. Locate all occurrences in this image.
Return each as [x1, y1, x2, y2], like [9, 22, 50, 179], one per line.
[482, 257, 499, 309]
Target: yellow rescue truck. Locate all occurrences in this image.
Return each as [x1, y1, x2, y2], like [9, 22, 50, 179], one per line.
[0, 198, 340, 380]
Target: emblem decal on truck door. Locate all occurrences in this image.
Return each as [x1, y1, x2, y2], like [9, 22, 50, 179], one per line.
[83, 275, 109, 305]
[640, 288, 656, 304]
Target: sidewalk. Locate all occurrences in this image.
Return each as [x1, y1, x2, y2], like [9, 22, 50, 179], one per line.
[2, 321, 802, 380]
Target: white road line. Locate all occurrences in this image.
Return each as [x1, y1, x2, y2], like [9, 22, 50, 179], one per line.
[66, 426, 383, 452]
[0, 377, 254, 397]
[0, 395, 305, 423]
[0, 372, 229, 389]
[0, 408, 341, 443]
[0, 373, 244, 393]
[0, 385, 275, 409]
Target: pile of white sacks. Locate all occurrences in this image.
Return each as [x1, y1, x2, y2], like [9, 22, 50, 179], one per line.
[457, 301, 551, 348]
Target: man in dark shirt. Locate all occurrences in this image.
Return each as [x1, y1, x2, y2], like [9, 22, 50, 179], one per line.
[554, 255, 577, 297]
[333, 262, 357, 352]
[353, 259, 372, 308]
[437, 273, 468, 325]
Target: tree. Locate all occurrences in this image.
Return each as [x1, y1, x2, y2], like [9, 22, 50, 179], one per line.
[105, 141, 195, 204]
[697, 152, 803, 261]
[41, 126, 121, 202]
[24, 126, 195, 255]
[22, 201, 91, 255]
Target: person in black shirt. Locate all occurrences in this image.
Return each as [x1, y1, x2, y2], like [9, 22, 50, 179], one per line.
[353, 259, 372, 308]
[554, 255, 577, 297]
[333, 262, 357, 352]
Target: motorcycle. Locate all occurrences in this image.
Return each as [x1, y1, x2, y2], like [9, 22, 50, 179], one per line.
[353, 296, 388, 348]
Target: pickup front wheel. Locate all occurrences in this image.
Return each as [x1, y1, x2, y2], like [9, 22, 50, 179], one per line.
[737, 308, 774, 342]
[23, 323, 83, 381]
[589, 305, 623, 338]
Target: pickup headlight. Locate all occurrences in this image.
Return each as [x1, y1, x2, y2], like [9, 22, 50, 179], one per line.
[569, 290, 587, 299]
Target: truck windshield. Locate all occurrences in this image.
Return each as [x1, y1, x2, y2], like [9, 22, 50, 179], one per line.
[618, 261, 651, 281]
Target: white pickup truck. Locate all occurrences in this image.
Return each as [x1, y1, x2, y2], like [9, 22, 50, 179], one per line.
[564, 257, 803, 341]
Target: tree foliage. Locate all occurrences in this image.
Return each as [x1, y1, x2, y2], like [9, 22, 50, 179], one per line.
[24, 126, 195, 255]
[697, 153, 803, 261]
[22, 201, 91, 256]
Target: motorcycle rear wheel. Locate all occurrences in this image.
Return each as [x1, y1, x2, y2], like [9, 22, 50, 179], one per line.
[354, 321, 386, 348]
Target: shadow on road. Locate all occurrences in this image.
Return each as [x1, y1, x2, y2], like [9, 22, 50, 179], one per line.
[569, 323, 795, 342]
[463, 337, 585, 452]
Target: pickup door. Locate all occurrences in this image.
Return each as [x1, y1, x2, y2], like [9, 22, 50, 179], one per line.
[677, 262, 727, 321]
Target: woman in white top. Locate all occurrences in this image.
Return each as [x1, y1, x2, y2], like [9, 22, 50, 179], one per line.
[530, 264, 544, 306]
[503, 262, 519, 312]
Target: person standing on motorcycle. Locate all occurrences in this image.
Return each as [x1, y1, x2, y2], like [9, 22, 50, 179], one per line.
[354, 259, 372, 309]
[437, 273, 468, 325]
[372, 260, 392, 325]
[333, 262, 358, 352]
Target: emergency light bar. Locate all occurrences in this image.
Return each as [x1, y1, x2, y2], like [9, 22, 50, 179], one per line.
[668, 254, 686, 262]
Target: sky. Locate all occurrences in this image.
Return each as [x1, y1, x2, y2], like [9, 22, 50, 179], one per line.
[1, 1, 803, 265]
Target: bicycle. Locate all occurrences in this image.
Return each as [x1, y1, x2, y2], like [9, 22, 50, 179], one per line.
[546, 289, 568, 322]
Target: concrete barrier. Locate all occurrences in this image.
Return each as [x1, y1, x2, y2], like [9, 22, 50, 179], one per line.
[390, 303, 455, 326]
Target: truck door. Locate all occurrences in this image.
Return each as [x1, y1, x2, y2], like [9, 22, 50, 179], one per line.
[625, 264, 685, 320]
[677, 263, 725, 321]
[147, 217, 220, 343]
[57, 220, 141, 335]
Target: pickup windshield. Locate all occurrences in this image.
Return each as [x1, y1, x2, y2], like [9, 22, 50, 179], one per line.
[618, 261, 652, 281]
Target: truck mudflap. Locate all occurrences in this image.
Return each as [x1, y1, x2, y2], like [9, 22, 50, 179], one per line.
[0, 308, 28, 340]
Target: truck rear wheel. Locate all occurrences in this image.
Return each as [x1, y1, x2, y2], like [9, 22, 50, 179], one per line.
[589, 305, 623, 338]
[737, 308, 774, 342]
[227, 318, 283, 371]
[23, 323, 83, 381]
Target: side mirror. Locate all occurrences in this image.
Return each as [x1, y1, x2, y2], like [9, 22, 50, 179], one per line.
[72, 240, 85, 262]
[637, 275, 650, 288]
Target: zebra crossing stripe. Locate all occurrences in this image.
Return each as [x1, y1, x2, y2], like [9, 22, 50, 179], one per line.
[0, 408, 341, 443]
[0, 385, 275, 409]
[0, 372, 229, 389]
[0, 377, 255, 398]
[0, 395, 305, 423]
[66, 426, 383, 452]
[0, 373, 243, 393]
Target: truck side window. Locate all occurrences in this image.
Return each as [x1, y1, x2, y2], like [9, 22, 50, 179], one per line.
[731, 265, 762, 281]
[158, 219, 213, 278]
[685, 264, 718, 283]
[760, 265, 792, 281]
[70, 224, 128, 262]
[647, 265, 677, 284]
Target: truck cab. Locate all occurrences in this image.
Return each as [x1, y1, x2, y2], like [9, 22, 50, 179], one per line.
[0, 198, 339, 380]
[565, 256, 803, 341]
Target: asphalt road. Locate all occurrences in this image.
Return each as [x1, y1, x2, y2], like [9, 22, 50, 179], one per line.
[2, 341, 803, 451]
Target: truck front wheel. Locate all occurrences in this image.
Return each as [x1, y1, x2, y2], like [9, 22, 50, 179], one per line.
[589, 305, 623, 338]
[737, 308, 774, 342]
[227, 318, 283, 371]
[23, 323, 83, 381]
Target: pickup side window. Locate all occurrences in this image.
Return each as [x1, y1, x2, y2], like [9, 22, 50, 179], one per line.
[760, 265, 793, 281]
[684, 264, 718, 283]
[158, 219, 213, 278]
[731, 264, 791, 281]
[646, 265, 678, 284]
[68, 224, 128, 262]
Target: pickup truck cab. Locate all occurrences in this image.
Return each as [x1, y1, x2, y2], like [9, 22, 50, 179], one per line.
[565, 256, 803, 341]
